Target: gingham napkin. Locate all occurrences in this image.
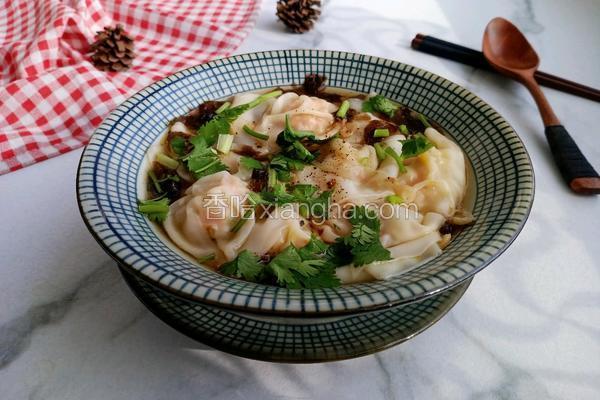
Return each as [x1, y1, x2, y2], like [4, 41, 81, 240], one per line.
[0, 0, 260, 174]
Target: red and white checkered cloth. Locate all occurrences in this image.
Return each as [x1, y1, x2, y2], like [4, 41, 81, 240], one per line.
[0, 0, 260, 174]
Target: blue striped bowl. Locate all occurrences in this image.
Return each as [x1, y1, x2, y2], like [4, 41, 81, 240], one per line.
[77, 50, 534, 317]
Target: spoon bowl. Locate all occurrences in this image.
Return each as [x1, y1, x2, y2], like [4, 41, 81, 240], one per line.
[483, 18, 539, 75]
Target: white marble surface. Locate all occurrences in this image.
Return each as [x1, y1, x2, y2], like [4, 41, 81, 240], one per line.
[1, 0, 599, 398]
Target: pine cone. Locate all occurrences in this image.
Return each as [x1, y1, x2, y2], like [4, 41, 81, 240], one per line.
[276, 0, 321, 33]
[90, 25, 135, 72]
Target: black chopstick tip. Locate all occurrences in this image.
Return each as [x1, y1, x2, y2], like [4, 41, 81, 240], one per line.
[411, 33, 425, 49]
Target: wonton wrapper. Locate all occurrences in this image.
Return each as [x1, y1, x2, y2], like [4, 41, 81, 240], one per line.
[230, 92, 337, 156]
[335, 231, 443, 283]
[396, 127, 466, 217]
[164, 171, 253, 262]
[241, 204, 311, 255]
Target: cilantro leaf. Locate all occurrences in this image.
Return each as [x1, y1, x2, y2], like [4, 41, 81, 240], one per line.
[350, 223, 378, 246]
[380, 134, 434, 174]
[184, 92, 283, 178]
[362, 95, 399, 117]
[345, 206, 391, 266]
[184, 136, 228, 179]
[296, 237, 342, 288]
[328, 206, 392, 267]
[275, 115, 337, 164]
[326, 239, 354, 267]
[290, 184, 317, 199]
[298, 237, 341, 288]
[219, 237, 341, 289]
[138, 197, 170, 223]
[277, 114, 330, 144]
[197, 90, 282, 145]
[196, 103, 248, 146]
[220, 250, 263, 281]
[240, 156, 263, 171]
[267, 241, 340, 289]
[346, 206, 383, 246]
[197, 116, 231, 146]
[400, 134, 434, 158]
[267, 246, 313, 288]
[351, 242, 392, 266]
[261, 182, 297, 204]
[307, 190, 332, 219]
[276, 169, 292, 182]
[298, 235, 329, 255]
[298, 267, 341, 289]
[169, 136, 187, 156]
[270, 154, 306, 172]
[260, 183, 331, 219]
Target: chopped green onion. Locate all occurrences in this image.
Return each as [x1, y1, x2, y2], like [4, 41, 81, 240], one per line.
[298, 203, 309, 218]
[336, 100, 350, 118]
[276, 169, 292, 182]
[385, 194, 404, 205]
[373, 128, 390, 138]
[374, 142, 386, 161]
[148, 170, 162, 193]
[385, 147, 407, 173]
[358, 157, 370, 167]
[248, 90, 283, 108]
[418, 113, 431, 128]
[267, 168, 277, 189]
[230, 209, 253, 233]
[156, 153, 179, 169]
[216, 134, 234, 154]
[197, 254, 215, 263]
[247, 192, 265, 206]
[215, 102, 231, 114]
[243, 125, 269, 140]
[399, 124, 409, 135]
[138, 198, 169, 214]
[291, 140, 312, 160]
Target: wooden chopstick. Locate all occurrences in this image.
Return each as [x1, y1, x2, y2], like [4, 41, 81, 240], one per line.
[411, 34, 600, 103]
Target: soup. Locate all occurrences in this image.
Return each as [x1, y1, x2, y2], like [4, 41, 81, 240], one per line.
[138, 75, 474, 288]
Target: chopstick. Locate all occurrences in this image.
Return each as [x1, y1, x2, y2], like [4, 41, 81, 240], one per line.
[411, 34, 600, 103]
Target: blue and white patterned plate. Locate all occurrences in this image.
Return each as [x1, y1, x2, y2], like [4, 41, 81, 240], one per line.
[77, 50, 534, 315]
[119, 265, 472, 362]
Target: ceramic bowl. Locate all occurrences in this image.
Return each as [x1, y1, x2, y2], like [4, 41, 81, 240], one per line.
[77, 50, 534, 360]
[118, 264, 472, 362]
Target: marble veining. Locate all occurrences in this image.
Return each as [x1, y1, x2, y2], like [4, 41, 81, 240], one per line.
[511, 0, 544, 34]
[1, 0, 599, 398]
[0, 262, 115, 370]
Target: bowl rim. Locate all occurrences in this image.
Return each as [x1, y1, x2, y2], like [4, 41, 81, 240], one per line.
[77, 49, 535, 316]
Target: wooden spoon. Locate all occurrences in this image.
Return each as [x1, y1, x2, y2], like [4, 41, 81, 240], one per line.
[482, 17, 600, 194]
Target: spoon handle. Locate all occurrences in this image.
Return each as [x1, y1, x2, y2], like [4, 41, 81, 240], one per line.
[545, 125, 600, 194]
